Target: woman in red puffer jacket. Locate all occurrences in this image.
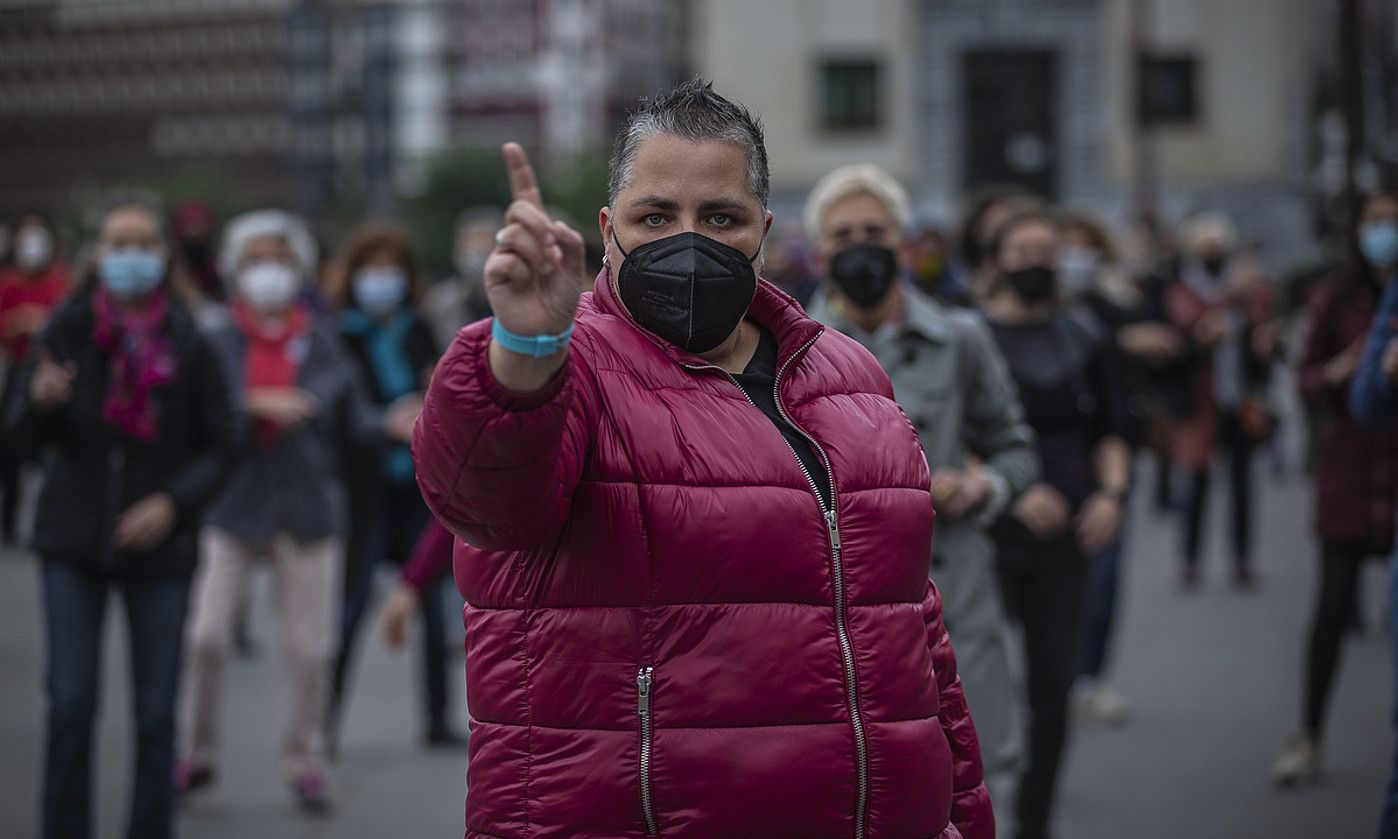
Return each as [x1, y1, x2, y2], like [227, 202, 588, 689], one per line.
[414, 80, 991, 839]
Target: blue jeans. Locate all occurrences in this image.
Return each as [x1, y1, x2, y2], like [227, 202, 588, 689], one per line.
[1079, 533, 1126, 680]
[1381, 553, 1398, 839]
[41, 560, 190, 839]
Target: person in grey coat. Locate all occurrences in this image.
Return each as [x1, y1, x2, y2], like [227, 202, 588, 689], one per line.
[174, 210, 422, 815]
[804, 164, 1038, 823]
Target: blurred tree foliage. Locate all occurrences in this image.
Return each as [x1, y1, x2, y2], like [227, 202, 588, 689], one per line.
[403, 145, 609, 280]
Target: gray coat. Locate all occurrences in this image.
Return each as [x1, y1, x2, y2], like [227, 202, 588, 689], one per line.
[204, 317, 386, 546]
[808, 284, 1038, 799]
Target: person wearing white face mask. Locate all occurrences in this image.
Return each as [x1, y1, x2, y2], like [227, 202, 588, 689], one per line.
[0, 214, 73, 543]
[326, 222, 463, 753]
[4, 198, 238, 839]
[175, 209, 422, 815]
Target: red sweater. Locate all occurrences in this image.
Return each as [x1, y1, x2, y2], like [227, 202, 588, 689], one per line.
[0, 263, 71, 361]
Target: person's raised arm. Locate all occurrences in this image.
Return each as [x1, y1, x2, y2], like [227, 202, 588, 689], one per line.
[413, 143, 599, 551]
[487, 142, 585, 394]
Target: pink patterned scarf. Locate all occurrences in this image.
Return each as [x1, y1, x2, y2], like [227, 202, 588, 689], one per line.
[91, 287, 176, 443]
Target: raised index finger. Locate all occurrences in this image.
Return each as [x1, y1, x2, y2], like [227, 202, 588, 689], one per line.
[502, 142, 544, 209]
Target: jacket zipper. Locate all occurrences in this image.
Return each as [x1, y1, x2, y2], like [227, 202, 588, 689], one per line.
[685, 332, 869, 839]
[637, 665, 657, 836]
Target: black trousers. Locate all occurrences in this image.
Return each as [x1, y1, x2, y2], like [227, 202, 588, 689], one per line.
[331, 482, 448, 733]
[994, 521, 1091, 839]
[1182, 412, 1255, 571]
[1303, 541, 1381, 737]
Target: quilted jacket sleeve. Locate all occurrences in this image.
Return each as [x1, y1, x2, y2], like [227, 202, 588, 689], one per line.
[400, 519, 454, 595]
[923, 580, 994, 839]
[411, 319, 598, 551]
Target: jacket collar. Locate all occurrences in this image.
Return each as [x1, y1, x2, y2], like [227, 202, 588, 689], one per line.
[590, 266, 825, 370]
[807, 282, 952, 345]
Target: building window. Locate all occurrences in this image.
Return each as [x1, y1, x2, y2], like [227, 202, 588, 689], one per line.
[1137, 54, 1199, 127]
[818, 59, 881, 131]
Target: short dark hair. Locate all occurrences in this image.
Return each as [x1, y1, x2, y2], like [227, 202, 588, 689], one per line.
[608, 78, 769, 208]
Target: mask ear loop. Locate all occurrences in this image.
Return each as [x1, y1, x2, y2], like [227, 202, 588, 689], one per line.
[610, 226, 632, 260]
[744, 233, 766, 265]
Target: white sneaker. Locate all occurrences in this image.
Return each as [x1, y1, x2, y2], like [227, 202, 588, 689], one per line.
[1272, 733, 1320, 788]
[1072, 679, 1131, 726]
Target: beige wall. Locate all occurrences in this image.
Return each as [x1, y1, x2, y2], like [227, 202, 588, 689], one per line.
[1104, 0, 1310, 188]
[690, 0, 916, 195]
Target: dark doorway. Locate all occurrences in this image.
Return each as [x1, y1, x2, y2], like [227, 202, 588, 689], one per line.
[962, 50, 1059, 198]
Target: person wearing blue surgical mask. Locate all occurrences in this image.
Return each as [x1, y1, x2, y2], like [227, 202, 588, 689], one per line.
[1360, 204, 1398, 275]
[4, 198, 237, 839]
[327, 223, 462, 754]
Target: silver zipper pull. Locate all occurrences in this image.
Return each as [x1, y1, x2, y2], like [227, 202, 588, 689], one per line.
[637, 666, 653, 715]
[825, 509, 841, 552]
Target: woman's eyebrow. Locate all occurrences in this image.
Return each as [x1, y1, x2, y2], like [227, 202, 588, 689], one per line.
[627, 196, 680, 211]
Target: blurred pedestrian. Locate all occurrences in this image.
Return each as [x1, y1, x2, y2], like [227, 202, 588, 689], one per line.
[979, 208, 1132, 839]
[803, 164, 1037, 822]
[1270, 190, 1398, 787]
[4, 197, 237, 839]
[423, 208, 499, 351]
[174, 209, 419, 814]
[1058, 212, 1184, 726]
[908, 225, 964, 306]
[1346, 187, 1398, 839]
[327, 222, 462, 752]
[0, 213, 72, 543]
[1164, 213, 1280, 589]
[413, 79, 992, 838]
[170, 199, 223, 304]
[958, 184, 1044, 303]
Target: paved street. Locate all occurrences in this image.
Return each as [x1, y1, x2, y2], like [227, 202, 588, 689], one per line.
[0, 459, 1392, 838]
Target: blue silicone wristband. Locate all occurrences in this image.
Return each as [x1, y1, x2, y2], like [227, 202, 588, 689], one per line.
[491, 318, 574, 357]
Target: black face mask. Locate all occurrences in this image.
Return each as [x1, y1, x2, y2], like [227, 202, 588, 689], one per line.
[613, 229, 760, 354]
[1006, 265, 1058, 304]
[1201, 254, 1229, 279]
[829, 243, 899, 308]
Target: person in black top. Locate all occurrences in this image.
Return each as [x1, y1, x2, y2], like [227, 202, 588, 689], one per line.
[978, 208, 1133, 839]
[5, 198, 239, 839]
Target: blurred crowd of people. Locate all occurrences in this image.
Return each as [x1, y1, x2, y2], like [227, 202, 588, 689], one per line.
[2, 169, 1397, 839]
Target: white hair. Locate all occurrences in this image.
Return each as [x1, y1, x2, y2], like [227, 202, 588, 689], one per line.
[803, 164, 911, 241]
[218, 209, 317, 280]
[1181, 211, 1239, 255]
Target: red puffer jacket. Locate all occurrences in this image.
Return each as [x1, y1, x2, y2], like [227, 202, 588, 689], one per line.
[413, 272, 992, 839]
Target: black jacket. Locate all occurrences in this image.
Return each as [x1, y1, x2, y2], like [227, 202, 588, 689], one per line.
[203, 318, 386, 545]
[5, 291, 239, 577]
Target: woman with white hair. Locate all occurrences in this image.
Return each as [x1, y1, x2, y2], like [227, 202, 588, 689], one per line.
[174, 210, 421, 814]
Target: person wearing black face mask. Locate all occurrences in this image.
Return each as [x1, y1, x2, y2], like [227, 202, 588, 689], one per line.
[804, 164, 1039, 829]
[978, 208, 1132, 839]
[411, 80, 993, 839]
